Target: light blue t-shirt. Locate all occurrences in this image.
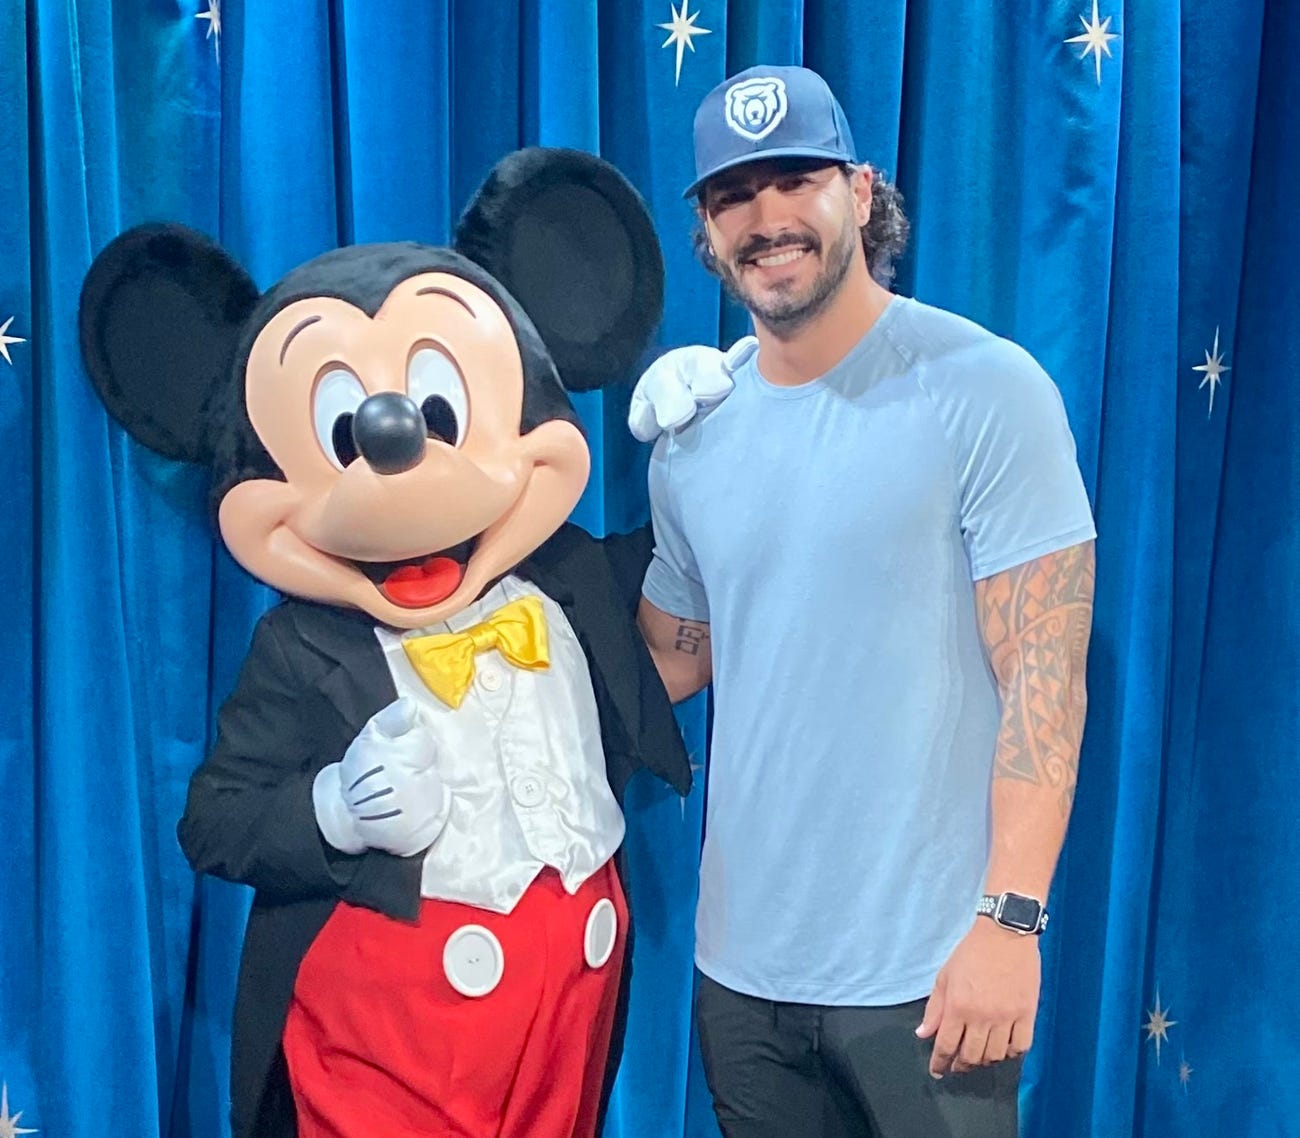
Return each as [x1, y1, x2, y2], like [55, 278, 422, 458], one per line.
[642, 295, 1097, 1006]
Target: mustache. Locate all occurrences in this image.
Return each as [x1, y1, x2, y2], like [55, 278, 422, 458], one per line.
[734, 232, 820, 265]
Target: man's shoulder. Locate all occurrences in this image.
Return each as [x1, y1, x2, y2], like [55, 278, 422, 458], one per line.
[890, 298, 1051, 402]
[888, 296, 1020, 363]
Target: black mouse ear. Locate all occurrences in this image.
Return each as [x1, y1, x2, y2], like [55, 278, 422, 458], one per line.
[78, 223, 260, 463]
[454, 148, 665, 393]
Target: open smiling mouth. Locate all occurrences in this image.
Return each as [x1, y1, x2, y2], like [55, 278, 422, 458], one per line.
[739, 236, 817, 271]
[355, 538, 477, 608]
[745, 246, 812, 269]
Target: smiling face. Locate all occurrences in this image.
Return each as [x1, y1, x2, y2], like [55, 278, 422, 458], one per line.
[217, 269, 590, 629]
[700, 158, 872, 336]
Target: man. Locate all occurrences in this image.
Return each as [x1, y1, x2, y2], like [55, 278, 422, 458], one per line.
[632, 65, 1096, 1137]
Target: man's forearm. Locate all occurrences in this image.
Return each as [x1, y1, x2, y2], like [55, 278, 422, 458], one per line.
[976, 542, 1096, 899]
[984, 775, 1071, 900]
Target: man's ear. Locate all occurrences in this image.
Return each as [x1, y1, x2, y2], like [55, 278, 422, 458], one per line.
[454, 148, 665, 393]
[851, 163, 874, 227]
[78, 223, 260, 463]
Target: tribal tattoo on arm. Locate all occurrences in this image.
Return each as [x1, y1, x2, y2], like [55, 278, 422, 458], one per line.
[975, 541, 1096, 817]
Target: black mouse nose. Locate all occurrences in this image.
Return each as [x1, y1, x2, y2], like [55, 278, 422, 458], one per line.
[351, 392, 426, 475]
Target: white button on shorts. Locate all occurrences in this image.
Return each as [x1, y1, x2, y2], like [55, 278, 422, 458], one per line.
[443, 925, 505, 998]
[584, 898, 618, 969]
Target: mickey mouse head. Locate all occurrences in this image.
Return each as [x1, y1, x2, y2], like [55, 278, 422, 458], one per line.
[78, 149, 663, 628]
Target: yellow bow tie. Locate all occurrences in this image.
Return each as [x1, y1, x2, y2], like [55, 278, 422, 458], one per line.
[402, 595, 550, 709]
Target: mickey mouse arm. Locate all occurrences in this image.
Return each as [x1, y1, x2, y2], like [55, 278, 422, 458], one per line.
[177, 613, 348, 898]
[178, 611, 419, 916]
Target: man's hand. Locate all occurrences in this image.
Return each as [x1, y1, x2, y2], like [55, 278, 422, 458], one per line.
[915, 919, 1041, 1077]
[627, 337, 756, 442]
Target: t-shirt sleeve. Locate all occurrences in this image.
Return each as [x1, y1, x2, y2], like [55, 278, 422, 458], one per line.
[641, 437, 711, 622]
[927, 339, 1097, 581]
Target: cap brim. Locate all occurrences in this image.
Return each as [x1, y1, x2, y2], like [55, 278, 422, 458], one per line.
[682, 146, 855, 198]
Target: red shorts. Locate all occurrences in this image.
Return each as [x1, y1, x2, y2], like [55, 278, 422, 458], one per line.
[283, 861, 627, 1138]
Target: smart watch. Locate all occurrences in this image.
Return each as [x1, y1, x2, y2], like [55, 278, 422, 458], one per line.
[977, 892, 1048, 935]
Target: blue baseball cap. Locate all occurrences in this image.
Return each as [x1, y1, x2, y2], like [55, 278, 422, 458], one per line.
[685, 65, 857, 198]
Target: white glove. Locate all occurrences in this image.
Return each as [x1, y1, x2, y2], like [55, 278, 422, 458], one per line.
[313, 697, 451, 858]
[627, 337, 757, 442]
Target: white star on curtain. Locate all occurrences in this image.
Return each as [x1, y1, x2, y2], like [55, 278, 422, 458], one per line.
[0, 1083, 38, 1138]
[1143, 988, 1177, 1065]
[658, 0, 712, 86]
[680, 755, 705, 820]
[0, 317, 26, 367]
[196, 0, 221, 62]
[1193, 326, 1231, 418]
[1065, 0, 1120, 85]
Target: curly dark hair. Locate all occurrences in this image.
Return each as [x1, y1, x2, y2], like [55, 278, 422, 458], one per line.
[692, 163, 910, 287]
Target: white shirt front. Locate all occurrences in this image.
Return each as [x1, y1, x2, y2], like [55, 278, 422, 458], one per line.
[374, 575, 625, 914]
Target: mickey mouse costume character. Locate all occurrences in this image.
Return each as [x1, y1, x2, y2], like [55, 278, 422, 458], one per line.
[77, 149, 691, 1138]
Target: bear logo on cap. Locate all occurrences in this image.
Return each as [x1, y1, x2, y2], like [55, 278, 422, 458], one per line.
[724, 76, 788, 142]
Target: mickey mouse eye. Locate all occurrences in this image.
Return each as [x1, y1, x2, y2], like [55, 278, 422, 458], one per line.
[407, 347, 468, 447]
[313, 367, 367, 470]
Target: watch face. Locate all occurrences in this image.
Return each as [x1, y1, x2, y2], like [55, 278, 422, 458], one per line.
[997, 894, 1042, 931]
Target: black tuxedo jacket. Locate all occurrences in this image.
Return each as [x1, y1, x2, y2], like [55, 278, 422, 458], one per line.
[177, 523, 691, 1138]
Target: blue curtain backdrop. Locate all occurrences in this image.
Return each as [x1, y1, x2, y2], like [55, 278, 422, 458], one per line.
[2, 2, 1296, 1135]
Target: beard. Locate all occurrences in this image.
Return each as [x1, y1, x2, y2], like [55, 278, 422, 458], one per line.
[716, 212, 860, 338]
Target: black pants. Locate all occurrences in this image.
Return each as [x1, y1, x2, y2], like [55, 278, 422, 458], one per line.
[696, 974, 1021, 1138]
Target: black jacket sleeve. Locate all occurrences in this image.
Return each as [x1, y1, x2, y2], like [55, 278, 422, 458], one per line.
[598, 522, 656, 616]
[176, 608, 422, 918]
[177, 611, 361, 901]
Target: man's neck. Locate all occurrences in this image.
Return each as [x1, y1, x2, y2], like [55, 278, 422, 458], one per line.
[754, 270, 895, 387]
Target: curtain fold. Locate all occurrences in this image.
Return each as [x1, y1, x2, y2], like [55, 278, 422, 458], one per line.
[1141, 2, 1300, 1130]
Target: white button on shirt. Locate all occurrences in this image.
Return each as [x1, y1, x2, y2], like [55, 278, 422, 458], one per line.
[374, 576, 625, 914]
[511, 775, 546, 808]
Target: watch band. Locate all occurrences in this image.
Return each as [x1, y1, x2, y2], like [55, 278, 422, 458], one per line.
[977, 892, 1049, 935]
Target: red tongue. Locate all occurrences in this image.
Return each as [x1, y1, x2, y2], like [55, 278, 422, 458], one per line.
[381, 556, 464, 608]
